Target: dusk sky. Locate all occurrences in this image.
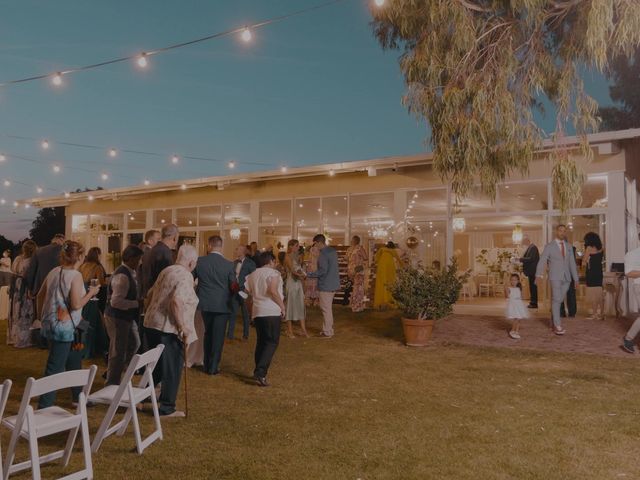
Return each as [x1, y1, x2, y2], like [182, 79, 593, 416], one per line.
[0, 0, 615, 241]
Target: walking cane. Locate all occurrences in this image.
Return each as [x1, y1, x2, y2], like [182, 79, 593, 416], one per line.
[183, 338, 189, 419]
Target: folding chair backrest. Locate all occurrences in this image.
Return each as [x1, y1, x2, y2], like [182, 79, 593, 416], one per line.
[28, 366, 97, 399]
[0, 379, 11, 419]
[131, 344, 165, 388]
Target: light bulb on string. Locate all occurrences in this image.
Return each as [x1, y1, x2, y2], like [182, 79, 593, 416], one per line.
[41, 139, 50, 150]
[64, 192, 70, 198]
[329, 169, 335, 176]
[109, 148, 117, 158]
[0, 199, 4, 205]
[0, 154, 5, 162]
[171, 155, 179, 164]
[241, 27, 252, 42]
[24, 203, 31, 209]
[143, 179, 151, 186]
[36, 186, 43, 194]
[137, 53, 148, 68]
[228, 160, 236, 169]
[374, 0, 385, 6]
[52, 164, 61, 173]
[88, 194, 95, 201]
[280, 166, 288, 173]
[51, 72, 63, 86]
[12, 201, 18, 208]
[3, 180, 10, 187]
[101, 173, 109, 181]
[181, 184, 187, 190]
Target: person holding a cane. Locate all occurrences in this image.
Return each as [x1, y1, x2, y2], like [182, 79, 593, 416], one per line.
[144, 244, 199, 418]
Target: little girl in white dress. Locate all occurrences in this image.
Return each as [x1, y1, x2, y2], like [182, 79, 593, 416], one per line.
[506, 273, 529, 339]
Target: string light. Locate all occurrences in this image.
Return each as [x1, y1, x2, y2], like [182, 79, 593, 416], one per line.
[51, 73, 63, 86]
[181, 184, 187, 190]
[36, 186, 43, 194]
[88, 194, 95, 201]
[3, 180, 10, 187]
[171, 155, 179, 164]
[101, 173, 109, 181]
[280, 166, 288, 173]
[24, 203, 31, 209]
[374, 0, 385, 6]
[12, 201, 18, 208]
[241, 27, 253, 42]
[109, 148, 117, 158]
[136, 53, 148, 68]
[52, 164, 61, 173]
[0, 154, 5, 162]
[0, 199, 4, 205]
[329, 169, 335, 176]
[143, 179, 151, 186]
[228, 160, 236, 169]
[64, 192, 70, 198]
[41, 139, 49, 150]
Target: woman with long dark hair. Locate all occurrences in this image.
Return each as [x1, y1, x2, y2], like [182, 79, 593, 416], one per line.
[583, 232, 604, 320]
[79, 246, 108, 358]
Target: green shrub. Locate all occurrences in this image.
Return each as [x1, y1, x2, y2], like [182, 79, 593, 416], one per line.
[390, 258, 467, 320]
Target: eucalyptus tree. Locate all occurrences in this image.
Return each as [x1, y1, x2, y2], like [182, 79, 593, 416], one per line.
[372, 0, 640, 211]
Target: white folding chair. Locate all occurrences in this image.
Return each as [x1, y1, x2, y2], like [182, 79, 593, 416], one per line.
[2, 366, 97, 480]
[89, 344, 164, 455]
[0, 380, 12, 480]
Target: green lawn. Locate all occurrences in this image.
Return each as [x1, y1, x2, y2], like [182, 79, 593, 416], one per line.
[0, 308, 638, 479]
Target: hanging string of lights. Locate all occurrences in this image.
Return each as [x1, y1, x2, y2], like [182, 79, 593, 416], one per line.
[0, 0, 351, 89]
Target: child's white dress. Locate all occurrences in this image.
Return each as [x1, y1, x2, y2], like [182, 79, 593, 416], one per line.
[506, 287, 529, 319]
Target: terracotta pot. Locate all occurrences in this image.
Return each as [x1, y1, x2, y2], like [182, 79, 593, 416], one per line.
[401, 317, 434, 347]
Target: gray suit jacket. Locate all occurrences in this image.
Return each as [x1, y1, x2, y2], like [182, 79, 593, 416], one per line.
[194, 252, 237, 313]
[535, 240, 579, 283]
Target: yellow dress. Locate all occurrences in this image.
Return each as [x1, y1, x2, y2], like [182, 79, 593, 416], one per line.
[373, 247, 401, 308]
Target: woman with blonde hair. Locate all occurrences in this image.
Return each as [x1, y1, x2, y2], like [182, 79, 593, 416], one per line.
[37, 240, 100, 408]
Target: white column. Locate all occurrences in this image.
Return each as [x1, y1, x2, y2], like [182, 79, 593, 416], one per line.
[249, 200, 259, 243]
[446, 185, 453, 264]
[392, 190, 405, 243]
[607, 171, 628, 314]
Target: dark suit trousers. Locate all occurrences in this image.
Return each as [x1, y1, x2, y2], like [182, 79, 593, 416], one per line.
[227, 296, 250, 339]
[202, 311, 228, 374]
[145, 328, 183, 415]
[526, 274, 538, 305]
[254, 316, 281, 378]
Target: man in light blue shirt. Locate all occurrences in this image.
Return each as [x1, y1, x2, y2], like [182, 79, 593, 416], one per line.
[306, 234, 340, 337]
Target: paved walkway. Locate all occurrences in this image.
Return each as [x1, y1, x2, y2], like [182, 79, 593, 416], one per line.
[431, 312, 637, 358]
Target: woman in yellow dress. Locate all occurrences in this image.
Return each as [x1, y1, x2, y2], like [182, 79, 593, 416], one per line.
[373, 241, 402, 309]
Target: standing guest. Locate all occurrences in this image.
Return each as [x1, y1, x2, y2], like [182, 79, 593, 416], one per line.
[373, 241, 402, 309]
[78, 247, 108, 358]
[284, 239, 307, 338]
[304, 242, 320, 307]
[9, 240, 37, 348]
[24, 234, 65, 297]
[141, 229, 161, 254]
[505, 273, 529, 339]
[249, 241, 261, 267]
[36, 241, 100, 408]
[141, 224, 178, 299]
[306, 234, 340, 338]
[346, 236, 368, 313]
[519, 235, 540, 308]
[104, 245, 144, 385]
[194, 235, 237, 375]
[244, 251, 285, 387]
[227, 245, 256, 341]
[535, 224, 579, 335]
[0, 249, 12, 287]
[583, 232, 604, 320]
[145, 245, 199, 417]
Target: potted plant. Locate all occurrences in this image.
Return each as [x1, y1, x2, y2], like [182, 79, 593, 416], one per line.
[390, 258, 467, 346]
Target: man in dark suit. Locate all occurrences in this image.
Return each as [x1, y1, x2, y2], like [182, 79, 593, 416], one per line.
[141, 224, 178, 298]
[194, 235, 237, 375]
[25, 233, 65, 297]
[227, 245, 256, 340]
[519, 235, 540, 308]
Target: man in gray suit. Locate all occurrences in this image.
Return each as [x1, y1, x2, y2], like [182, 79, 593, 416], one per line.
[194, 235, 238, 375]
[535, 224, 579, 335]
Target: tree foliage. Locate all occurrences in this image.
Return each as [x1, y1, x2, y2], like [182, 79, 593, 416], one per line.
[372, 0, 640, 211]
[599, 47, 640, 130]
[29, 207, 65, 246]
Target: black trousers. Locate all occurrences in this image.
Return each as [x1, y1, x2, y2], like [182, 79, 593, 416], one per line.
[526, 274, 538, 306]
[145, 328, 183, 415]
[254, 316, 281, 378]
[560, 280, 577, 317]
[202, 311, 229, 375]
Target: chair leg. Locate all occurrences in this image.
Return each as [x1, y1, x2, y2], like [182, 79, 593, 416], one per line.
[3, 424, 21, 480]
[129, 404, 144, 454]
[26, 416, 41, 480]
[80, 404, 93, 480]
[91, 400, 119, 453]
[150, 389, 163, 442]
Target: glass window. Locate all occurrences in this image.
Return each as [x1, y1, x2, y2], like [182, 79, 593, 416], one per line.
[126, 211, 146, 230]
[89, 213, 123, 232]
[259, 226, 292, 251]
[223, 227, 249, 258]
[199, 206, 222, 227]
[406, 189, 447, 218]
[178, 231, 197, 249]
[72, 215, 88, 233]
[224, 203, 251, 225]
[259, 200, 292, 225]
[456, 186, 496, 214]
[322, 196, 348, 246]
[153, 209, 172, 228]
[295, 198, 321, 243]
[580, 175, 607, 209]
[351, 192, 394, 247]
[199, 230, 221, 256]
[500, 181, 548, 211]
[404, 220, 447, 270]
[176, 207, 198, 228]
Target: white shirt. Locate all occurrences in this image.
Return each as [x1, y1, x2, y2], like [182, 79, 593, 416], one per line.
[625, 246, 640, 285]
[235, 258, 244, 278]
[555, 239, 566, 256]
[244, 267, 283, 319]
